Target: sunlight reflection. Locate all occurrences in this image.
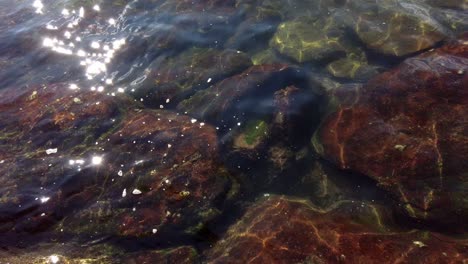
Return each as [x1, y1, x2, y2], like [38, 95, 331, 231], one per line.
[91, 156, 103, 165]
[32, 0, 44, 14]
[38, 4, 128, 94]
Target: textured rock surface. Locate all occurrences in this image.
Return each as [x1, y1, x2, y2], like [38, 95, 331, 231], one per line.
[0, 83, 235, 239]
[347, 0, 447, 56]
[0, 243, 197, 264]
[206, 196, 468, 263]
[315, 37, 468, 229]
[135, 48, 251, 106]
[270, 16, 347, 63]
[177, 64, 311, 124]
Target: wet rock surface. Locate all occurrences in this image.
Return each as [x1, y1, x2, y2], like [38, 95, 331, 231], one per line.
[0, 242, 198, 264]
[270, 16, 347, 63]
[315, 37, 468, 230]
[206, 195, 468, 264]
[177, 64, 314, 124]
[0, 83, 235, 240]
[0, 0, 467, 262]
[134, 48, 252, 106]
[346, 0, 448, 56]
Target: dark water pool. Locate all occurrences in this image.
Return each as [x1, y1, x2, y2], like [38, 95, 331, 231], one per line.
[0, 0, 467, 263]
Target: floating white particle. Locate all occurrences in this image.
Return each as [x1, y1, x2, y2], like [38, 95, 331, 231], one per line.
[132, 189, 142, 195]
[61, 9, 70, 16]
[79, 6, 85, 17]
[117, 88, 125, 93]
[152, 228, 158, 234]
[91, 156, 103, 165]
[167, 144, 172, 148]
[69, 84, 79, 90]
[49, 255, 60, 264]
[191, 118, 197, 124]
[108, 18, 116, 25]
[76, 36, 82, 42]
[207, 78, 212, 83]
[97, 86, 104, 92]
[117, 170, 123, 176]
[237, 122, 241, 126]
[93, 4, 100, 11]
[200, 122, 205, 127]
[105, 79, 112, 84]
[41, 213, 46, 216]
[64, 31, 71, 39]
[122, 188, 127, 197]
[40, 197, 50, 203]
[46, 148, 58, 155]
[159, 105, 164, 109]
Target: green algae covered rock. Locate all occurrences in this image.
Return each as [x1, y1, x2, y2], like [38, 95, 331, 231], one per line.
[270, 16, 347, 63]
[347, 0, 447, 56]
[326, 48, 381, 80]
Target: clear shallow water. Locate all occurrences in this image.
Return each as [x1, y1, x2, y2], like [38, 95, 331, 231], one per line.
[0, 0, 467, 263]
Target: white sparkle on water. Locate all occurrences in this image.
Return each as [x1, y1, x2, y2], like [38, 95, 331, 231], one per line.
[33, 0, 44, 14]
[91, 156, 103, 165]
[49, 255, 59, 264]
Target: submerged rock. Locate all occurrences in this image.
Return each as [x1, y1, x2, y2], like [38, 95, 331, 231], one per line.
[0, 242, 197, 264]
[326, 50, 382, 80]
[176, 64, 312, 125]
[314, 37, 468, 230]
[134, 48, 251, 106]
[206, 195, 468, 263]
[223, 86, 318, 187]
[0, 83, 235, 240]
[346, 0, 447, 56]
[270, 16, 348, 63]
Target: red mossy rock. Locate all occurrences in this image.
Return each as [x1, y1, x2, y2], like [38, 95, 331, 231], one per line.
[206, 196, 468, 264]
[0, 83, 235, 239]
[314, 37, 468, 229]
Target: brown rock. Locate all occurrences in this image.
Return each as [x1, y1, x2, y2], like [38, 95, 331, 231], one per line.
[314, 37, 468, 229]
[206, 196, 468, 263]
